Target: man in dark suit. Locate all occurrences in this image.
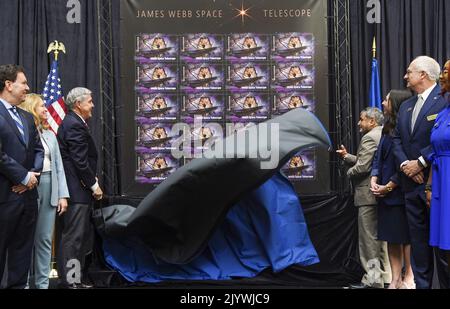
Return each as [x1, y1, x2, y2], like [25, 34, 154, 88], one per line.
[393, 56, 449, 289]
[0, 64, 44, 289]
[56, 87, 103, 289]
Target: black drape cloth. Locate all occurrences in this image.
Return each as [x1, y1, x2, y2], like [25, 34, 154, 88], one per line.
[95, 194, 362, 288]
[98, 108, 333, 265]
[0, 0, 101, 140]
[350, 0, 450, 149]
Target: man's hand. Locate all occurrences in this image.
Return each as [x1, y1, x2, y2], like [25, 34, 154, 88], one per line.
[26, 172, 40, 190]
[371, 185, 388, 198]
[370, 176, 379, 192]
[12, 184, 28, 195]
[426, 190, 432, 208]
[93, 186, 103, 201]
[57, 198, 68, 216]
[402, 160, 423, 178]
[412, 171, 425, 184]
[336, 145, 348, 159]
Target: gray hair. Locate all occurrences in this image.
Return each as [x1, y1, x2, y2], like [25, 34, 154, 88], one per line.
[362, 107, 384, 126]
[66, 87, 92, 110]
[411, 56, 441, 81]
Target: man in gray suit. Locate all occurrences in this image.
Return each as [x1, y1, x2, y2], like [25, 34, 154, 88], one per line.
[337, 107, 391, 288]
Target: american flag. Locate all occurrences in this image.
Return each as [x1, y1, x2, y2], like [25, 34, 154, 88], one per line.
[42, 60, 67, 133]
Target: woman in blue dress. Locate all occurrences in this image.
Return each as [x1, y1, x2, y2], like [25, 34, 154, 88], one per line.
[370, 89, 415, 289]
[427, 60, 450, 267]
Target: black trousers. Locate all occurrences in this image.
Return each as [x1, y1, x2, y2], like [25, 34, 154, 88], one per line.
[0, 198, 38, 289]
[56, 203, 94, 286]
[404, 189, 449, 289]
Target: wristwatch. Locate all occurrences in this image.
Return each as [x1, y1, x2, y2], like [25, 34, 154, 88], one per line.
[417, 159, 425, 168]
[386, 185, 393, 192]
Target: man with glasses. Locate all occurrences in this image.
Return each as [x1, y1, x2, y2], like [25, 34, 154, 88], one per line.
[56, 87, 103, 289]
[393, 56, 448, 289]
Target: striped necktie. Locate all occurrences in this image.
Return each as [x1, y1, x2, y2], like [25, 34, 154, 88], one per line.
[9, 106, 25, 142]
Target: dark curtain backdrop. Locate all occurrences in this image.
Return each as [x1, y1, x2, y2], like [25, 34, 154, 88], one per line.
[350, 0, 450, 149]
[0, 0, 101, 139]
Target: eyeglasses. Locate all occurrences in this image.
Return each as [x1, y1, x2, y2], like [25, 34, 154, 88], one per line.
[406, 70, 424, 75]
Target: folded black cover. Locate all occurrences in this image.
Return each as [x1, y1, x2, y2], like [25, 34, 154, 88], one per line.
[100, 108, 331, 264]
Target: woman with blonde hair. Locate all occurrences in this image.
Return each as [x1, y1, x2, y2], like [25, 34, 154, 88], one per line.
[16, 94, 69, 289]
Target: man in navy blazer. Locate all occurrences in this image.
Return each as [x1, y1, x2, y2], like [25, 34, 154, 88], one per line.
[56, 87, 103, 289]
[0, 64, 44, 289]
[393, 56, 449, 289]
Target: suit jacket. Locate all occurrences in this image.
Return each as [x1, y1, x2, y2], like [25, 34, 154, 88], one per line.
[392, 85, 447, 192]
[0, 102, 44, 203]
[344, 126, 382, 206]
[41, 130, 70, 206]
[372, 135, 404, 205]
[57, 111, 98, 204]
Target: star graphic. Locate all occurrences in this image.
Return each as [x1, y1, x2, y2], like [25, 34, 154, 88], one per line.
[234, 2, 252, 25]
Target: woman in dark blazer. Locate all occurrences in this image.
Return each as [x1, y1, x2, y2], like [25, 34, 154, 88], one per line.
[370, 89, 415, 289]
[17, 94, 69, 289]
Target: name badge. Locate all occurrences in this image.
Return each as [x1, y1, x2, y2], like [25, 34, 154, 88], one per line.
[427, 114, 438, 121]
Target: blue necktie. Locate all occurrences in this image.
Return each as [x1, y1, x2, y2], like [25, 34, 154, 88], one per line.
[9, 107, 25, 143]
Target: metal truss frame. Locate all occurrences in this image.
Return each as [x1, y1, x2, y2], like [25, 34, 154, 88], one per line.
[97, 0, 119, 197]
[330, 0, 354, 195]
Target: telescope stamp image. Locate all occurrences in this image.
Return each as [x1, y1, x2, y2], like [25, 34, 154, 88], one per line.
[272, 62, 314, 91]
[226, 33, 269, 61]
[227, 63, 269, 91]
[273, 92, 315, 115]
[135, 121, 180, 151]
[272, 33, 314, 61]
[226, 93, 270, 122]
[282, 150, 316, 180]
[181, 34, 223, 62]
[136, 153, 179, 184]
[136, 93, 179, 121]
[136, 34, 179, 62]
[181, 63, 224, 91]
[136, 63, 178, 91]
[181, 94, 224, 122]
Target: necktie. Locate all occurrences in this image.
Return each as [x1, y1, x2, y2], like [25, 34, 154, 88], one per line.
[411, 95, 424, 132]
[9, 107, 25, 142]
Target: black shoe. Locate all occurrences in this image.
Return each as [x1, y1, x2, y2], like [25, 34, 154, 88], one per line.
[65, 282, 94, 289]
[66, 283, 79, 289]
[348, 282, 371, 289]
[78, 282, 94, 289]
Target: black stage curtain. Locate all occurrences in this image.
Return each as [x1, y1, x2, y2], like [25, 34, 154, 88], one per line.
[350, 0, 450, 149]
[0, 0, 101, 139]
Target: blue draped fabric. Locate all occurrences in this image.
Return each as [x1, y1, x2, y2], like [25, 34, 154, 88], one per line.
[102, 172, 319, 283]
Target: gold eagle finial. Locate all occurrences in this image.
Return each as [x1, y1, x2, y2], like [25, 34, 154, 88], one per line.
[47, 41, 66, 61]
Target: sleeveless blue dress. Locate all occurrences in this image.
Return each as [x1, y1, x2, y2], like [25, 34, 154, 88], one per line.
[102, 172, 319, 283]
[429, 104, 450, 250]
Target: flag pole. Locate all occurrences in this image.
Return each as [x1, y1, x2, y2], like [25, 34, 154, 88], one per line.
[372, 37, 376, 58]
[369, 36, 382, 109]
[47, 40, 66, 280]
